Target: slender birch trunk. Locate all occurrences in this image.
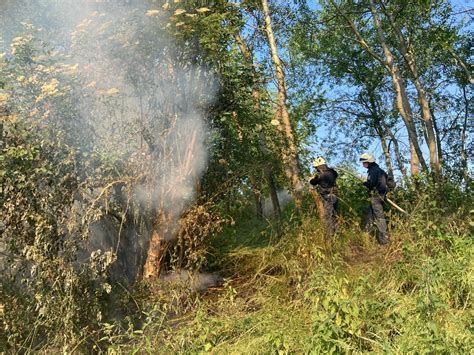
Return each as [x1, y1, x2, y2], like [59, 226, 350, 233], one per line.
[234, 33, 281, 217]
[410, 141, 420, 175]
[379, 0, 440, 177]
[429, 105, 443, 170]
[385, 124, 408, 180]
[367, 87, 394, 176]
[414, 81, 439, 175]
[261, 0, 302, 208]
[368, 0, 428, 173]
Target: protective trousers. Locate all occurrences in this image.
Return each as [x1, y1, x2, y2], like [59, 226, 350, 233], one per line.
[321, 193, 338, 236]
[365, 193, 389, 244]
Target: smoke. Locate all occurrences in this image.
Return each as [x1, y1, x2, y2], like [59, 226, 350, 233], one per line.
[160, 269, 223, 292]
[262, 190, 293, 216]
[75, 4, 215, 241]
[1, 1, 217, 259]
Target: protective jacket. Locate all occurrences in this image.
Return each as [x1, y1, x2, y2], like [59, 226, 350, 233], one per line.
[310, 164, 338, 236]
[363, 162, 388, 194]
[310, 164, 338, 194]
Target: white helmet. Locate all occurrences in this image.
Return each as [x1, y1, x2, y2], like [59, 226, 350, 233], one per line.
[313, 157, 326, 167]
[359, 153, 375, 163]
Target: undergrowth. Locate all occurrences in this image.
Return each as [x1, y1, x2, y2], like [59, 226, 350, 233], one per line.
[3, 183, 472, 353]
[101, 188, 473, 354]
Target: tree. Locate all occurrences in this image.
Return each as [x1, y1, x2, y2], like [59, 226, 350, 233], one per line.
[289, 2, 406, 178]
[261, 0, 303, 208]
[234, 31, 282, 217]
[323, 0, 427, 174]
[377, 0, 441, 177]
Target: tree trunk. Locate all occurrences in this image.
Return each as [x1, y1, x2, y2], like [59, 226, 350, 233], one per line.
[461, 85, 470, 191]
[367, 86, 394, 176]
[384, 124, 408, 180]
[143, 211, 167, 279]
[230, 110, 264, 218]
[412, 80, 440, 176]
[249, 172, 263, 218]
[375, 124, 393, 177]
[368, 0, 428, 173]
[261, 0, 302, 209]
[142, 118, 200, 278]
[410, 141, 420, 175]
[143, 230, 163, 279]
[429, 104, 443, 170]
[449, 48, 474, 86]
[262, 151, 282, 217]
[234, 33, 281, 217]
[379, 0, 440, 177]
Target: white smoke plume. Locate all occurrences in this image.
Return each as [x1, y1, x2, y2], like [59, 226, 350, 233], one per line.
[68, 5, 216, 244]
[1, 1, 217, 253]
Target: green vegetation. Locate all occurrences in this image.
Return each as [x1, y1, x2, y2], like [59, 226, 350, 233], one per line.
[5, 179, 468, 353]
[101, 182, 473, 354]
[1, 1, 472, 353]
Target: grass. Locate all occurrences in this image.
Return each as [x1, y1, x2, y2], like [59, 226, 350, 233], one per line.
[105, 201, 473, 354]
[6, 187, 469, 353]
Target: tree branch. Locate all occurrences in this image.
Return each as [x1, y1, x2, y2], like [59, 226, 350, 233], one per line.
[328, 0, 386, 65]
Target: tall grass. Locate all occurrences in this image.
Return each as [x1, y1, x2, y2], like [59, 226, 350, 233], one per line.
[4, 180, 472, 353]
[104, 184, 472, 353]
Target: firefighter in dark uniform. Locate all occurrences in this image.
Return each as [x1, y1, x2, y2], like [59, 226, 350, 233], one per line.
[359, 153, 389, 245]
[310, 157, 338, 235]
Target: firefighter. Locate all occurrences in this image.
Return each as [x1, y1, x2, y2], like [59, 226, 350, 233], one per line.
[359, 153, 389, 245]
[310, 157, 338, 235]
